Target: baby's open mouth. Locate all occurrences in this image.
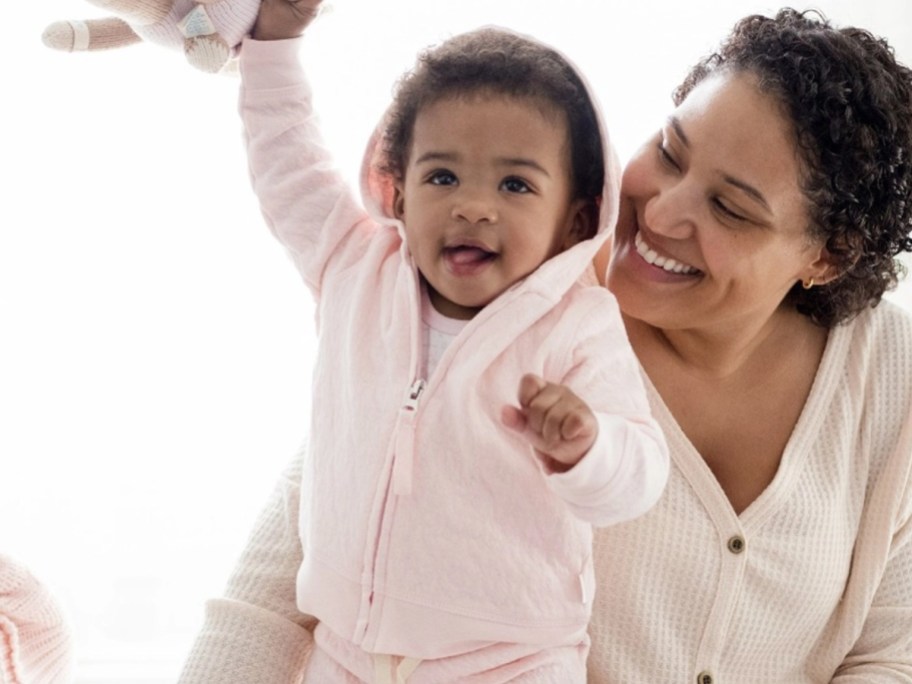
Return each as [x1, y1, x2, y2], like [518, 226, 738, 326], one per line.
[443, 245, 497, 266]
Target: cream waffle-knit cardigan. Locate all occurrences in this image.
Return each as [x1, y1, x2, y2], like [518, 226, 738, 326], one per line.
[178, 300, 912, 683]
[0, 556, 72, 684]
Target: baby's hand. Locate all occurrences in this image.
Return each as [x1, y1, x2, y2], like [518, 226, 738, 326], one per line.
[502, 374, 598, 472]
[252, 0, 323, 41]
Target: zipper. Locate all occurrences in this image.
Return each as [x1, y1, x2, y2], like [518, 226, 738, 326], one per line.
[356, 379, 425, 642]
[359, 253, 425, 646]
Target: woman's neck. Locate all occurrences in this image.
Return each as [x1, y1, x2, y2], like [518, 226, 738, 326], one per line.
[623, 305, 822, 382]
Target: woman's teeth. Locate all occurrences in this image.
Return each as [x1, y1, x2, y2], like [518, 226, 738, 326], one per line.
[634, 231, 699, 275]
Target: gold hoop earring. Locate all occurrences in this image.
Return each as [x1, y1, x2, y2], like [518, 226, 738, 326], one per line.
[802, 277, 815, 290]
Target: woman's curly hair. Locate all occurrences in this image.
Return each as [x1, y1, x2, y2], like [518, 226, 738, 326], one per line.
[675, 8, 912, 327]
[380, 28, 604, 214]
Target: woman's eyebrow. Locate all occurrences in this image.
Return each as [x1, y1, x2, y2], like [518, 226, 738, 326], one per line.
[723, 174, 771, 212]
[669, 115, 771, 212]
[668, 116, 690, 147]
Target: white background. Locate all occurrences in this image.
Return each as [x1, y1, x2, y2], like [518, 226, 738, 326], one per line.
[5, 1, 912, 681]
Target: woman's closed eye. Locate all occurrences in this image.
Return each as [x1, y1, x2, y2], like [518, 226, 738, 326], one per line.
[657, 141, 681, 171]
[712, 197, 749, 222]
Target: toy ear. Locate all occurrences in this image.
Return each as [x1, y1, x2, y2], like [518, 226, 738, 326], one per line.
[42, 17, 142, 52]
[184, 35, 232, 73]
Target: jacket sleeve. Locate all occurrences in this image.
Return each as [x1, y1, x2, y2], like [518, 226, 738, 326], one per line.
[545, 290, 669, 527]
[832, 415, 912, 683]
[0, 555, 73, 684]
[177, 448, 314, 684]
[238, 37, 374, 299]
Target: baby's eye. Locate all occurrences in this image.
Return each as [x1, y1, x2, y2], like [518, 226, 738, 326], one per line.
[501, 177, 531, 194]
[427, 170, 457, 186]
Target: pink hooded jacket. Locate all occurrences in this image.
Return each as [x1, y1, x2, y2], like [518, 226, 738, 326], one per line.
[238, 36, 669, 660]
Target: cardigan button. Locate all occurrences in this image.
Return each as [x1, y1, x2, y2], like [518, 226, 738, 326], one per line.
[697, 671, 714, 684]
[727, 535, 746, 554]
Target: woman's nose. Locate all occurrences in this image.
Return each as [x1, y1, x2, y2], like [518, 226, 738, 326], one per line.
[642, 183, 696, 239]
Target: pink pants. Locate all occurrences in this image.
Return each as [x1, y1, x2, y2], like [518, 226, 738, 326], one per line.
[303, 624, 588, 683]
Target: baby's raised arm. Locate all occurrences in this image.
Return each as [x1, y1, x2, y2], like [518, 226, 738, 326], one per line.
[252, 0, 323, 41]
[241, 0, 374, 299]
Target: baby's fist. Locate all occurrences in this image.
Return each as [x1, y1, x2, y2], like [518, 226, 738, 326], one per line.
[502, 374, 598, 472]
[253, 0, 323, 41]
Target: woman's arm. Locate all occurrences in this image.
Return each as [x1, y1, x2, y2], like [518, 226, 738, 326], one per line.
[177, 447, 313, 684]
[833, 520, 912, 681]
[832, 411, 912, 682]
[0, 555, 73, 684]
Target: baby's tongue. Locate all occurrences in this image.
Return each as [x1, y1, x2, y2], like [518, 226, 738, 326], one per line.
[448, 246, 491, 265]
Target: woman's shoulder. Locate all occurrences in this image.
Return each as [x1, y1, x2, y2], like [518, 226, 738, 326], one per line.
[865, 296, 912, 330]
[847, 299, 912, 367]
[838, 299, 912, 445]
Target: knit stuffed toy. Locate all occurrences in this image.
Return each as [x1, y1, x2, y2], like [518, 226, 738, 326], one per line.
[42, 0, 262, 73]
[0, 556, 72, 684]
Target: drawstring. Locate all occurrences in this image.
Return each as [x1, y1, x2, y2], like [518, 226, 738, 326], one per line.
[373, 654, 421, 683]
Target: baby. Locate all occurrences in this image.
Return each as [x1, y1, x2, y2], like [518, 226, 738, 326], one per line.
[231, 1, 670, 681]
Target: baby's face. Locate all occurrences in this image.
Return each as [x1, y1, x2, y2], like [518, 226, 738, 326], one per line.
[393, 93, 588, 320]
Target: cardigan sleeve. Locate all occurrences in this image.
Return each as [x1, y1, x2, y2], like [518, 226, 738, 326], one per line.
[177, 447, 314, 684]
[832, 414, 912, 682]
[0, 556, 73, 684]
[238, 37, 373, 300]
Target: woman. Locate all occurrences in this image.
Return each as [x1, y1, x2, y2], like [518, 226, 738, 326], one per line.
[585, 9, 912, 683]
[178, 6, 912, 683]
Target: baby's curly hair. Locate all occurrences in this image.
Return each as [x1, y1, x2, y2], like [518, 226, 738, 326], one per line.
[381, 28, 604, 217]
[675, 8, 912, 327]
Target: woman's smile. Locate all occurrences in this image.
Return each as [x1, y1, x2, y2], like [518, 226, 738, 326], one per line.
[633, 230, 701, 276]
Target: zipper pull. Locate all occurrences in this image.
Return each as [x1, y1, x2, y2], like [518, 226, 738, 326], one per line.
[403, 379, 426, 412]
[393, 379, 425, 496]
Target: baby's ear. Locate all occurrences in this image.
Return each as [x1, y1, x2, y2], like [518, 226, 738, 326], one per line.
[564, 198, 599, 248]
[392, 182, 406, 220]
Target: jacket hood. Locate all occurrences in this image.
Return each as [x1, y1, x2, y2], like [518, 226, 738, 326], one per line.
[359, 26, 620, 303]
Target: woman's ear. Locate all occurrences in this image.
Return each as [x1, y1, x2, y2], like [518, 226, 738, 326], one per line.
[802, 243, 845, 287]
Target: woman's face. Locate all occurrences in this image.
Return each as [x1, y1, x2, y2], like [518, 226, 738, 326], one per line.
[608, 70, 831, 337]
